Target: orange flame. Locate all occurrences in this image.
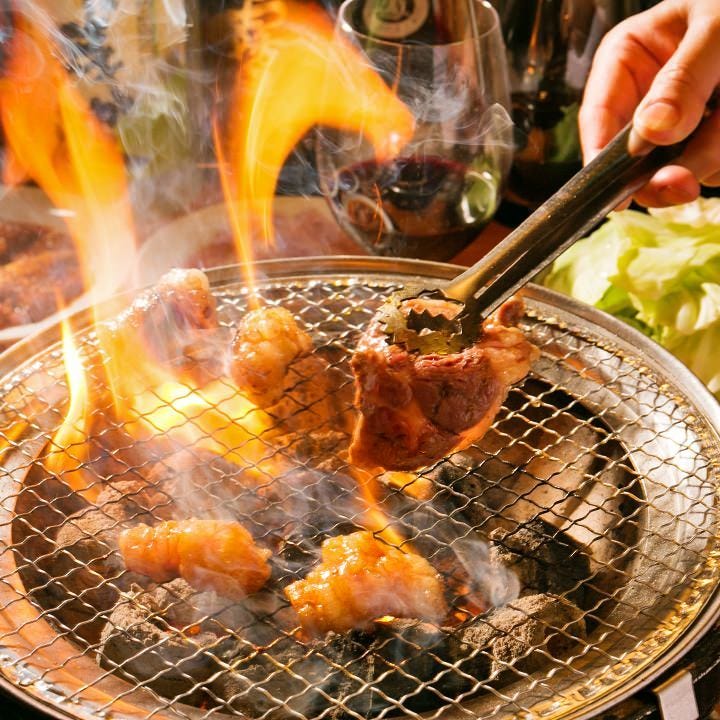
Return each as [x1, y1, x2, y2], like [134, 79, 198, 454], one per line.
[123, 379, 274, 473]
[382, 471, 434, 501]
[0, 10, 275, 482]
[352, 466, 409, 550]
[94, 294, 276, 475]
[0, 7, 144, 493]
[213, 118, 260, 310]
[0, 8, 136, 298]
[44, 314, 98, 501]
[215, 0, 416, 547]
[216, 0, 415, 269]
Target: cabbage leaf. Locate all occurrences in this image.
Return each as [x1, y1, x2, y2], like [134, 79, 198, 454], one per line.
[542, 198, 720, 400]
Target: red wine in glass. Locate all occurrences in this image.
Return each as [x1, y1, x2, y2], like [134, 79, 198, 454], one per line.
[316, 0, 512, 260]
[326, 156, 499, 262]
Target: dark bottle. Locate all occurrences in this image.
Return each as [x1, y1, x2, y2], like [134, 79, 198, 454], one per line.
[492, 0, 644, 207]
[346, 0, 436, 42]
[338, 0, 479, 44]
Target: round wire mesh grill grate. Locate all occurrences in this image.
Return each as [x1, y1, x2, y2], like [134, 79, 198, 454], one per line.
[0, 258, 718, 720]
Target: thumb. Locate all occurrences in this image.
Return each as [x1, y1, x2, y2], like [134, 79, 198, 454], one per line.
[633, 18, 720, 146]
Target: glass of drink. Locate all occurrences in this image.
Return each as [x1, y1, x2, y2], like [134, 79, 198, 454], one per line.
[316, 0, 513, 262]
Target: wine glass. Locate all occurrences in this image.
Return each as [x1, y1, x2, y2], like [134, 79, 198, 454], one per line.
[316, 0, 513, 262]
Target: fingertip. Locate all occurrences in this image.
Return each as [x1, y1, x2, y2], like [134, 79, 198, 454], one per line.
[652, 165, 700, 199]
[657, 183, 700, 206]
[702, 169, 720, 187]
[633, 24, 720, 147]
[579, 105, 627, 165]
[633, 100, 684, 144]
[634, 167, 700, 207]
[628, 128, 653, 157]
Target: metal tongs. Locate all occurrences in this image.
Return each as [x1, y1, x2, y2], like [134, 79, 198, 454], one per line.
[382, 111, 713, 354]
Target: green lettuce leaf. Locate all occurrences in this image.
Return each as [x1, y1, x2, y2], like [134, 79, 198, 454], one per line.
[542, 220, 626, 305]
[542, 199, 720, 400]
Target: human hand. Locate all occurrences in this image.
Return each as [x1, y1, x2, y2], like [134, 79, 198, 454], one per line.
[578, 0, 720, 207]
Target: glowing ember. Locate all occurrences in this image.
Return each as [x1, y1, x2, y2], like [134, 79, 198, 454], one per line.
[41, 268, 281, 496]
[125, 379, 273, 472]
[92, 268, 277, 473]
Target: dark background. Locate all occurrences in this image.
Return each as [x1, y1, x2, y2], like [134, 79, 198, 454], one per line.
[2, 694, 47, 719]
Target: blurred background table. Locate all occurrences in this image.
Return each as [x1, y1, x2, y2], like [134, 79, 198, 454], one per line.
[133, 195, 520, 285]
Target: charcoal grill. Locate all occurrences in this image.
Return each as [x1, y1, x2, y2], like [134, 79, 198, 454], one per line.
[0, 256, 719, 720]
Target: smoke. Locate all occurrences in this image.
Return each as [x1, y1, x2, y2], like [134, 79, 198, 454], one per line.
[390, 487, 521, 612]
[451, 535, 521, 607]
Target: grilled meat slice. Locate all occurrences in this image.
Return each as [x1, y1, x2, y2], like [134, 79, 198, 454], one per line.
[230, 306, 313, 407]
[0, 250, 82, 329]
[119, 519, 271, 600]
[349, 298, 539, 471]
[285, 531, 447, 636]
[97, 267, 218, 379]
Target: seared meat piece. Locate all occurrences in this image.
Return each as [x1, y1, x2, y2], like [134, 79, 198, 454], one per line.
[119, 518, 271, 599]
[349, 298, 539, 470]
[231, 306, 312, 407]
[285, 531, 447, 636]
[0, 248, 82, 330]
[97, 268, 218, 378]
[0, 219, 67, 263]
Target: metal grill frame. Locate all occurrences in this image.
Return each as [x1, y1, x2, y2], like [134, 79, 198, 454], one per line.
[0, 256, 718, 720]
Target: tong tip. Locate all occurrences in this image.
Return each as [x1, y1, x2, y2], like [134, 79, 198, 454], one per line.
[377, 288, 482, 354]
